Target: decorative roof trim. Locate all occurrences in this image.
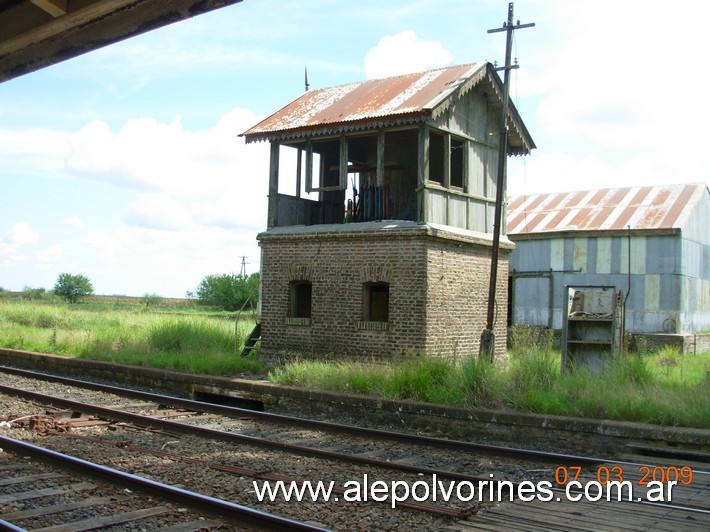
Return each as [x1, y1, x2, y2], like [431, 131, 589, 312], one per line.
[244, 113, 426, 144]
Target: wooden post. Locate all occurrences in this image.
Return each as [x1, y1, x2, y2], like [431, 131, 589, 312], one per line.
[267, 142, 279, 228]
[480, 2, 534, 360]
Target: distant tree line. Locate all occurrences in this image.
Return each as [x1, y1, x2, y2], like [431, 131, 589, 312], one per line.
[4, 271, 260, 312]
[187, 272, 260, 311]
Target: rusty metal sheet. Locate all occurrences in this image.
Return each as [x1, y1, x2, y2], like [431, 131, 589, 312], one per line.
[243, 63, 486, 137]
[507, 183, 706, 235]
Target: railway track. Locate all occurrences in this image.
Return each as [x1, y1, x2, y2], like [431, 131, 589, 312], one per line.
[0, 435, 325, 531]
[1, 365, 709, 530]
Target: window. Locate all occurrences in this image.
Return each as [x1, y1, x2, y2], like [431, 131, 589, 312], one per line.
[428, 130, 466, 190]
[429, 131, 444, 184]
[364, 282, 389, 322]
[450, 138, 465, 189]
[306, 138, 341, 192]
[289, 281, 312, 319]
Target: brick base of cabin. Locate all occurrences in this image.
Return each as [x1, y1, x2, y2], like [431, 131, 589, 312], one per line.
[257, 221, 512, 362]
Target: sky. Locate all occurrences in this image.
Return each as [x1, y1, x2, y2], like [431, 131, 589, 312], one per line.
[1, 0, 708, 298]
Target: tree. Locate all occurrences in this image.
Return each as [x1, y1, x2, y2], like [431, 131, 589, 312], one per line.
[53, 273, 94, 303]
[142, 292, 162, 308]
[22, 285, 47, 300]
[193, 272, 259, 311]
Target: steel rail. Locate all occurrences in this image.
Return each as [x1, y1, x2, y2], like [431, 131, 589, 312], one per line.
[0, 435, 328, 531]
[3, 381, 709, 518]
[66, 433, 473, 520]
[0, 382, 505, 485]
[0, 365, 604, 466]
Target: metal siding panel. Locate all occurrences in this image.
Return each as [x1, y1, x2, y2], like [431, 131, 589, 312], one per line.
[550, 239, 564, 271]
[686, 277, 696, 312]
[586, 237, 598, 274]
[645, 236, 660, 274]
[596, 237, 611, 274]
[516, 239, 551, 271]
[630, 236, 646, 274]
[631, 275, 645, 316]
[645, 275, 660, 312]
[610, 238, 621, 274]
[563, 238, 574, 271]
[573, 237, 587, 272]
[659, 274, 679, 312]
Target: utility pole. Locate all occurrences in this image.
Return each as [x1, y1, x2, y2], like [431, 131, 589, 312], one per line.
[480, 2, 534, 360]
[239, 256, 250, 278]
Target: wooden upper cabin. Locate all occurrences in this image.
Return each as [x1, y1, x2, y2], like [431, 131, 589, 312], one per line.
[242, 62, 535, 234]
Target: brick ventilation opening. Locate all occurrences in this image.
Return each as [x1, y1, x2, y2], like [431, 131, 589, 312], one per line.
[290, 281, 312, 319]
[364, 282, 389, 322]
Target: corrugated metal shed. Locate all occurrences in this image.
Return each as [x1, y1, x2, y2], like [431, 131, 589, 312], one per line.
[242, 62, 534, 154]
[507, 183, 708, 236]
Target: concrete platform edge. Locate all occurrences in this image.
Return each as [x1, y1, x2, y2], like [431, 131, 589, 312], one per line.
[1, 348, 708, 445]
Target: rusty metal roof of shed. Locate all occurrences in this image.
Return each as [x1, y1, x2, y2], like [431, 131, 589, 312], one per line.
[242, 62, 534, 154]
[507, 183, 708, 236]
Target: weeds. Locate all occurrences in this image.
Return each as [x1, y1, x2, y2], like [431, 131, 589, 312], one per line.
[268, 328, 710, 429]
[1, 300, 708, 428]
[0, 300, 265, 375]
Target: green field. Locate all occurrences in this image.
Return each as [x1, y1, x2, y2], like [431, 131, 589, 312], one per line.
[0, 296, 708, 429]
[0, 295, 264, 375]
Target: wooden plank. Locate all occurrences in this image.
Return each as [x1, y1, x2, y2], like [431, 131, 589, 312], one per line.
[0, 464, 27, 472]
[482, 497, 710, 531]
[0, 481, 94, 503]
[0, 472, 64, 486]
[158, 520, 224, 531]
[1, 496, 126, 521]
[32, 506, 170, 532]
[30, 0, 68, 18]
[0, 1, 135, 56]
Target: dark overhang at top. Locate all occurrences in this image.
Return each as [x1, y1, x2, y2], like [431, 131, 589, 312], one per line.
[242, 62, 535, 156]
[0, 0, 243, 83]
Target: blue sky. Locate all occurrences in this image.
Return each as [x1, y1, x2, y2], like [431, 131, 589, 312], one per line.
[1, 0, 708, 297]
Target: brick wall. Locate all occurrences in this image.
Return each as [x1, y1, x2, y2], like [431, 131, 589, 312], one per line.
[424, 239, 510, 358]
[258, 222, 511, 362]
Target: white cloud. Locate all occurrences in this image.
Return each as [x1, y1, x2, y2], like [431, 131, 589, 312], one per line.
[0, 222, 39, 268]
[0, 107, 270, 296]
[6, 221, 39, 245]
[364, 30, 452, 79]
[65, 108, 269, 199]
[508, 0, 710, 196]
[125, 194, 193, 231]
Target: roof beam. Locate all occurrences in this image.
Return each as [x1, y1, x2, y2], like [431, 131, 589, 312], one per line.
[0, 1, 135, 58]
[30, 0, 67, 18]
[0, 0, 244, 83]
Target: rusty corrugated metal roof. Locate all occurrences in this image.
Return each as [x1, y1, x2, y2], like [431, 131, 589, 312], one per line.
[242, 62, 534, 154]
[507, 183, 707, 235]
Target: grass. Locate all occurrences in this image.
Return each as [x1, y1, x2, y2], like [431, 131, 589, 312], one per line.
[0, 299, 265, 375]
[1, 299, 707, 429]
[268, 331, 710, 429]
